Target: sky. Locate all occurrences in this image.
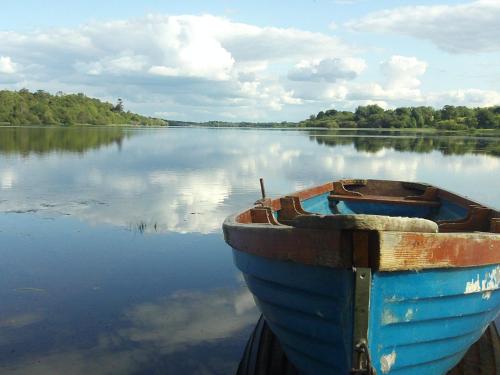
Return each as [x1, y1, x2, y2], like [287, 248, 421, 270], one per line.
[0, 0, 499, 122]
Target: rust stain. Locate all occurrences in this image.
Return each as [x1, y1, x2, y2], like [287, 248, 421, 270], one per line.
[379, 232, 500, 271]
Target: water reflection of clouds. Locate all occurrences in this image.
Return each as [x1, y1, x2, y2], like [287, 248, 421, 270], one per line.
[120, 288, 256, 353]
[364, 153, 420, 181]
[0, 312, 46, 348]
[0, 169, 15, 189]
[0, 313, 44, 329]
[0, 287, 257, 375]
[80, 168, 232, 234]
[0, 129, 499, 234]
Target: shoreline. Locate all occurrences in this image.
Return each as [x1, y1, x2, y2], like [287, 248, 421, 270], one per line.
[1, 123, 500, 136]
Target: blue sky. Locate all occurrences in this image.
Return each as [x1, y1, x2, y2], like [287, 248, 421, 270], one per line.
[0, 0, 498, 121]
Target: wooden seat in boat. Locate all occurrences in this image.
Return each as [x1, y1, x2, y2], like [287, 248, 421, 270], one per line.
[328, 179, 440, 206]
[438, 205, 497, 232]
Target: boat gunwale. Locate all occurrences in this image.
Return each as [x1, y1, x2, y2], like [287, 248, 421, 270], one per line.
[223, 179, 500, 271]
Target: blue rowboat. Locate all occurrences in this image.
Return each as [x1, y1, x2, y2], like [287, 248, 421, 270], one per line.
[223, 179, 500, 374]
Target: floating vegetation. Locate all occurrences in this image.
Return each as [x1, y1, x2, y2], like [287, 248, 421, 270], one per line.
[127, 221, 161, 234]
[6, 209, 39, 214]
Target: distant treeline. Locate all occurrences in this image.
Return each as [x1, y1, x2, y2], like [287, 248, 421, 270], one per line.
[168, 120, 297, 128]
[0, 89, 167, 126]
[300, 105, 500, 130]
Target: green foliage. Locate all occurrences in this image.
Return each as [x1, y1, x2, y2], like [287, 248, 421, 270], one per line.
[0, 90, 167, 126]
[300, 105, 500, 130]
[476, 108, 499, 129]
[111, 98, 124, 113]
[435, 119, 468, 131]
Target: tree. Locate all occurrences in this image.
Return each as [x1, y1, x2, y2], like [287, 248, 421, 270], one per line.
[441, 105, 457, 120]
[355, 105, 384, 120]
[112, 98, 124, 113]
[476, 108, 498, 129]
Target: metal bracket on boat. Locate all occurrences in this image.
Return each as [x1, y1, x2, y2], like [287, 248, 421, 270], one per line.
[351, 267, 375, 374]
[351, 340, 375, 374]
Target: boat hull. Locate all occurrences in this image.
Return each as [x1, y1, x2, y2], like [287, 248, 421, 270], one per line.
[233, 250, 354, 374]
[234, 250, 500, 375]
[369, 265, 500, 374]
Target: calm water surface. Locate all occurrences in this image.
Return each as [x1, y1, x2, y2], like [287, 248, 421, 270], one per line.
[0, 126, 499, 374]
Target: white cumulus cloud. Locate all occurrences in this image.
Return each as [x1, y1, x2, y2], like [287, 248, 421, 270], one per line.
[288, 57, 366, 82]
[335, 55, 427, 104]
[380, 55, 427, 89]
[428, 89, 500, 108]
[0, 56, 17, 74]
[347, 0, 500, 53]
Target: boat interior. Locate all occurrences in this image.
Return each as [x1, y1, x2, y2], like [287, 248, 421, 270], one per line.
[239, 179, 500, 234]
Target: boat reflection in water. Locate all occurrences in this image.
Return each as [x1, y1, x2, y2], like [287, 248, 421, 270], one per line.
[237, 315, 499, 375]
[224, 179, 500, 374]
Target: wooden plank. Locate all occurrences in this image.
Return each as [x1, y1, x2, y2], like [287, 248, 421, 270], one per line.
[378, 231, 500, 271]
[293, 181, 333, 201]
[438, 206, 493, 232]
[492, 218, 500, 233]
[223, 222, 352, 269]
[268, 182, 333, 212]
[251, 207, 280, 225]
[332, 180, 363, 197]
[277, 197, 303, 221]
[405, 186, 439, 201]
[328, 194, 440, 206]
[288, 196, 308, 215]
[353, 231, 370, 267]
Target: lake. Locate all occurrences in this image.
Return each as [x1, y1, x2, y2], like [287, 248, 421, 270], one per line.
[0, 126, 499, 374]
